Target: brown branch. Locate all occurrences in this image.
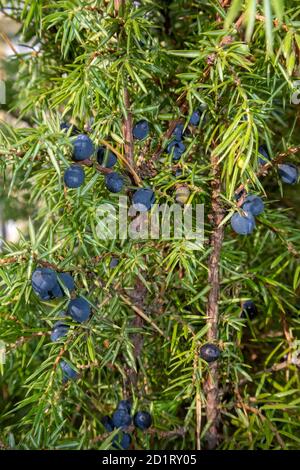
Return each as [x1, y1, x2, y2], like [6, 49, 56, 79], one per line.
[235, 146, 300, 201]
[0, 255, 21, 265]
[256, 14, 289, 33]
[204, 149, 225, 450]
[195, 384, 202, 450]
[0, 31, 24, 62]
[233, 13, 289, 33]
[0, 254, 71, 271]
[91, 425, 186, 444]
[121, 279, 147, 395]
[100, 139, 141, 186]
[78, 157, 112, 175]
[114, 0, 124, 15]
[220, 0, 231, 7]
[120, 292, 167, 339]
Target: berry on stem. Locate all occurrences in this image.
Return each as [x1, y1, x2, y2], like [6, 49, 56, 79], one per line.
[258, 145, 270, 166]
[199, 344, 220, 363]
[231, 211, 255, 235]
[110, 257, 119, 268]
[50, 321, 69, 342]
[117, 400, 131, 414]
[132, 188, 155, 212]
[67, 297, 91, 323]
[134, 411, 152, 430]
[58, 273, 75, 292]
[167, 140, 186, 161]
[242, 195, 264, 216]
[105, 172, 124, 193]
[97, 146, 117, 168]
[241, 300, 258, 320]
[73, 134, 94, 161]
[112, 408, 132, 428]
[102, 416, 115, 432]
[60, 122, 80, 135]
[278, 163, 298, 184]
[133, 120, 149, 140]
[50, 272, 75, 298]
[189, 110, 201, 126]
[174, 168, 183, 178]
[31, 267, 57, 300]
[64, 165, 85, 188]
[172, 123, 184, 141]
[113, 432, 131, 450]
[60, 360, 78, 381]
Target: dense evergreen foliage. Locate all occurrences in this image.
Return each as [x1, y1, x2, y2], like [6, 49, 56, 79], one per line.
[0, 0, 300, 450]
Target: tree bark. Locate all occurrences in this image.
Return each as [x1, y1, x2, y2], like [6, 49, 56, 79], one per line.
[204, 151, 224, 449]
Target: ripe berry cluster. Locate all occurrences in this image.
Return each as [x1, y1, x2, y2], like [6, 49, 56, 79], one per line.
[102, 400, 152, 449]
[231, 193, 264, 235]
[259, 145, 299, 184]
[62, 120, 157, 211]
[231, 146, 299, 235]
[31, 266, 91, 381]
[167, 110, 201, 161]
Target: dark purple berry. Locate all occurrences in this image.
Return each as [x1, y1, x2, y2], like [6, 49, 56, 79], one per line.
[199, 344, 220, 363]
[278, 163, 298, 185]
[73, 134, 94, 161]
[167, 140, 186, 161]
[242, 195, 264, 216]
[60, 360, 78, 381]
[64, 165, 85, 188]
[112, 409, 132, 428]
[105, 172, 124, 193]
[189, 110, 201, 126]
[231, 211, 255, 235]
[117, 400, 131, 414]
[172, 123, 184, 141]
[241, 300, 258, 320]
[102, 416, 115, 432]
[97, 146, 117, 168]
[31, 267, 57, 299]
[133, 120, 149, 140]
[134, 411, 152, 430]
[113, 432, 131, 450]
[67, 297, 91, 323]
[132, 188, 155, 212]
[50, 321, 69, 342]
[258, 145, 270, 166]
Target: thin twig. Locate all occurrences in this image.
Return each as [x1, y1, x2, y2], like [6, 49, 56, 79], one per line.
[99, 139, 141, 185]
[120, 293, 167, 339]
[235, 389, 286, 449]
[196, 389, 202, 450]
[235, 146, 300, 200]
[91, 425, 186, 444]
[122, 278, 147, 394]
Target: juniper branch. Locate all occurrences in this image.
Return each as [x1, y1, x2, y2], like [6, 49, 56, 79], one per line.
[204, 149, 225, 450]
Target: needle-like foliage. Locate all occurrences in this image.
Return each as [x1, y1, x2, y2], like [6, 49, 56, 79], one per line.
[0, 0, 300, 450]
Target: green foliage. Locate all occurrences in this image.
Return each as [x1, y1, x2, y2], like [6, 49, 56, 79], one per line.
[0, 0, 300, 450]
